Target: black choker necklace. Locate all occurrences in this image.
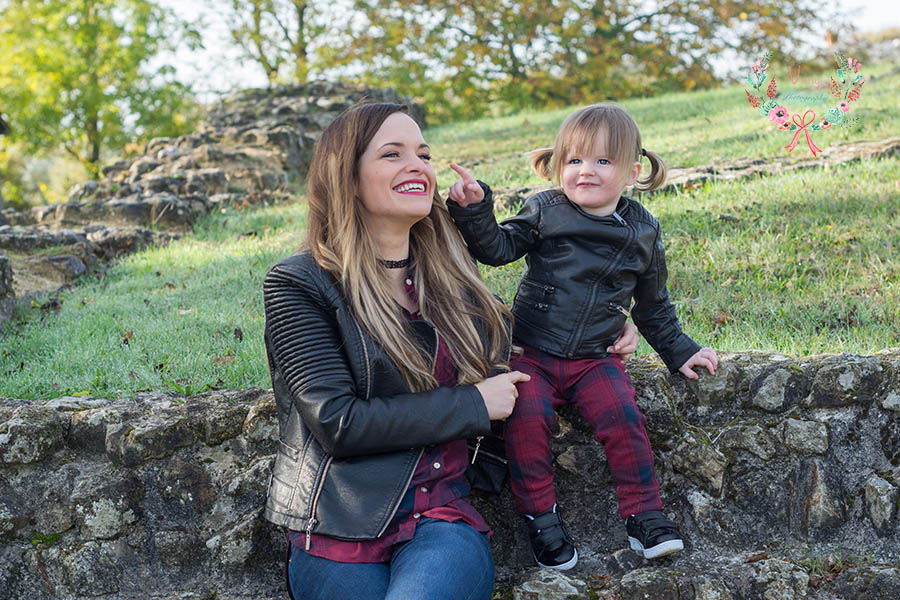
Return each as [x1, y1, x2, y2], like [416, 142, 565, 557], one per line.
[378, 256, 411, 269]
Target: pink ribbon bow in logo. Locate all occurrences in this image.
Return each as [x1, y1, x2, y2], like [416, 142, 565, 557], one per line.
[784, 110, 823, 157]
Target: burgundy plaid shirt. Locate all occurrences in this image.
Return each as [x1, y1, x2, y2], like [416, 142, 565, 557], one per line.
[289, 275, 490, 562]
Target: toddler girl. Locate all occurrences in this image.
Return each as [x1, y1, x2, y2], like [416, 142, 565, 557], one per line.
[446, 103, 717, 569]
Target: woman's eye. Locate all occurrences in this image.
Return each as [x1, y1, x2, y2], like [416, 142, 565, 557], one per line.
[419, 154, 432, 161]
[383, 151, 400, 158]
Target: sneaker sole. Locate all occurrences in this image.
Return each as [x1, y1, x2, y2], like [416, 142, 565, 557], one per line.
[628, 536, 684, 559]
[536, 548, 578, 570]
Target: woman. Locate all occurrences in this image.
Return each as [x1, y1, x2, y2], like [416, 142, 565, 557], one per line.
[262, 102, 638, 599]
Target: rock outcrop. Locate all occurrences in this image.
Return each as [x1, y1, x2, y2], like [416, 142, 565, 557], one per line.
[2, 351, 898, 599]
[0, 83, 422, 328]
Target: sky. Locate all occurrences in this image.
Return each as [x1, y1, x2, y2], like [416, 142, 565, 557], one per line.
[160, 0, 900, 102]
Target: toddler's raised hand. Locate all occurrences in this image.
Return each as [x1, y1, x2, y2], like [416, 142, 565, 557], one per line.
[678, 347, 718, 380]
[448, 163, 485, 207]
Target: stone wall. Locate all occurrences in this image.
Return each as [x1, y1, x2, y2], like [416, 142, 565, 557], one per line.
[2, 351, 899, 599]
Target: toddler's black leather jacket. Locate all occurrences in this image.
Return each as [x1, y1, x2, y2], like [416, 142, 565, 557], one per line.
[447, 185, 700, 373]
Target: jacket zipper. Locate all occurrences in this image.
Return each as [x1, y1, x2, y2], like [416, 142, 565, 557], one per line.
[305, 455, 333, 550]
[377, 322, 439, 538]
[611, 302, 631, 318]
[567, 216, 634, 355]
[471, 436, 483, 463]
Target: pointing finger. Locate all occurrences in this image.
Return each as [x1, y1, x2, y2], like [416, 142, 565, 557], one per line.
[508, 371, 531, 383]
[449, 162, 477, 184]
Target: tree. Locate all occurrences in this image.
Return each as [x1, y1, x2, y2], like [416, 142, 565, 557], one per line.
[0, 0, 203, 179]
[319, 0, 832, 122]
[223, 0, 323, 84]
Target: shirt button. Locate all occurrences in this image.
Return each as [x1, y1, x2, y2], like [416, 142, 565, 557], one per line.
[405, 278, 412, 285]
[420, 487, 428, 493]
[433, 462, 441, 469]
[413, 513, 421, 519]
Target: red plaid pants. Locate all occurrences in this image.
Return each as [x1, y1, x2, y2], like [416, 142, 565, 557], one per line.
[506, 344, 663, 519]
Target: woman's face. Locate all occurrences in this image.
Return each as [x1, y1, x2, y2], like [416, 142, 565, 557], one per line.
[357, 112, 437, 229]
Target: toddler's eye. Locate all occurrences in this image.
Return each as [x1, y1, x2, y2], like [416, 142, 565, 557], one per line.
[598, 159, 610, 165]
[568, 158, 581, 165]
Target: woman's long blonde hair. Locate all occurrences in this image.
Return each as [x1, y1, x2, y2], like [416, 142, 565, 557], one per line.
[531, 103, 667, 192]
[305, 103, 511, 392]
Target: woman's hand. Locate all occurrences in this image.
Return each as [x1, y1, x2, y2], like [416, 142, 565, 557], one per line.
[448, 163, 485, 207]
[607, 321, 639, 361]
[678, 347, 719, 380]
[475, 371, 531, 420]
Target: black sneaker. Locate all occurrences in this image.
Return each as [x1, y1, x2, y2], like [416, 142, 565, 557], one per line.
[625, 510, 684, 559]
[523, 504, 578, 570]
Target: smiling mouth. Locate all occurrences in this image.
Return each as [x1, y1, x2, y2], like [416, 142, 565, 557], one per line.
[393, 182, 427, 193]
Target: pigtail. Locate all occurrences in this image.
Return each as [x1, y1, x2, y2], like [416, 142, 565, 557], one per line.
[634, 148, 667, 192]
[528, 148, 555, 181]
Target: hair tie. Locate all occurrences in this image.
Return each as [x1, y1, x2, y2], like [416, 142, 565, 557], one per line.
[641, 148, 647, 157]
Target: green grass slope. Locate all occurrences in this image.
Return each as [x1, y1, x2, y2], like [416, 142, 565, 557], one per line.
[2, 64, 899, 400]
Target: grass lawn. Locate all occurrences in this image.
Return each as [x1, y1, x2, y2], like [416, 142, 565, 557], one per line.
[2, 61, 899, 400]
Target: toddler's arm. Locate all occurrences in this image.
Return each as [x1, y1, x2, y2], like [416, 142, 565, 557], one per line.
[445, 163, 540, 266]
[632, 229, 705, 373]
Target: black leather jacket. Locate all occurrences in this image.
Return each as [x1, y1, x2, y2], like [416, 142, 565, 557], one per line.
[447, 184, 700, 373]
[262, 252, 494, 540]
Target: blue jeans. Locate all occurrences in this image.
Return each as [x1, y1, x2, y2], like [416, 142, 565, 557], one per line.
[287, 518, 494, 600]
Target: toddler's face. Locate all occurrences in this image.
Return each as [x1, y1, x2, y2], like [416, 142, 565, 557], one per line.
[561, 137, 640, 217]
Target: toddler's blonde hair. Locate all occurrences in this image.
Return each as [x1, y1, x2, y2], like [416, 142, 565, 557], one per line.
[530, 103, 666, 192]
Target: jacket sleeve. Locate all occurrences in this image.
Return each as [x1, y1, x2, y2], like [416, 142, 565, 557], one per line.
[446, 182, 541, 266]
[263, 264, 492, 458]
[631, 229, 702, 373]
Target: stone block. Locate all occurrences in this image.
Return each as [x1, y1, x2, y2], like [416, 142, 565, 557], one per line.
[672, 435, 729, 496]
[745, 559, 809, 600]
[513, 569, 585, 599]
[186, 398, 248, 446]
[243, 397, 278, 444]
[792, 458, 845, 540]
[865, 474, 898, 534]
[205, 511, 261, 567]
[752, 367, 790, 412]
[685, 361, 742, 407]
[598, 567, 680, 600]
[62, 542, 120, 595]
[718, 424, 776, 460]
[882, 390, 900, 412]
[805, 355, 882, 407]
[0, 406, 62, 464]
[159, 456, 216, 518]
[691, 577, 734, 600]
[782, 419, 829, 454]
[105, 414, 194, 467]
[71, 470, 144, 540]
